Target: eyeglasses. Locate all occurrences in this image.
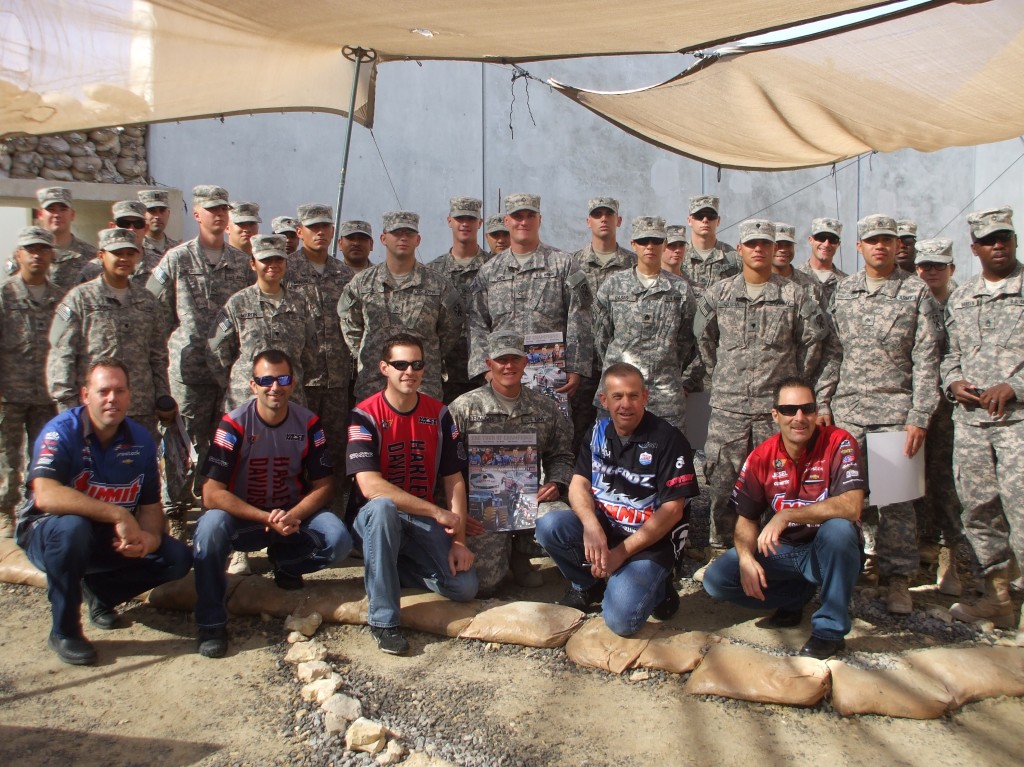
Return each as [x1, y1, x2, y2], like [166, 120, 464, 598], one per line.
[253, 374, 293, 387]
[116, 219, 147, 229]
[975, 231, 1013, 247]
[634, 237, 666, 246]
[386, 359, 425, 371]
[812, 234, 840, 245]
[775, 403, 818, 416]
[916, 262, 949, 271]
[691, 211, 719, 222]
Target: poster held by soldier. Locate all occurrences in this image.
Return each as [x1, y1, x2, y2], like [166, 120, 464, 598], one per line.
[522, 332, 570, 420]
[467, 433, 539, 532]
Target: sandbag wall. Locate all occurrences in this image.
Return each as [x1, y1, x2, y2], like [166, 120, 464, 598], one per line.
[1, 126, 149, 184]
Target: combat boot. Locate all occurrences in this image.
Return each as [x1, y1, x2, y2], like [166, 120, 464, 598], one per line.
[919, 542, 940, 565]
[936, 546, 962, 596]
[693, 546, 726, 583]
[949, 568, 1015, 628]
[886, 576, 913, 614]
[510, 549, 543, 588]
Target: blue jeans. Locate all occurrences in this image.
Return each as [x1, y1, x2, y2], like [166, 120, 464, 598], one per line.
[24, 514, 193, 639]
[193, 508, 352, 628]
[354, 498, 478, 628]
[702, 518, 861, 640]
[535, 509, 670, 637]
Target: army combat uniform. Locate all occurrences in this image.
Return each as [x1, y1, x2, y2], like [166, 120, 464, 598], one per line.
[798, 262, 848, 309]
[683, 240, 740, 290]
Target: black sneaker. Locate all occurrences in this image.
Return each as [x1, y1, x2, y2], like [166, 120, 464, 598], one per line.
[197, 626, 229, 658]
[273, 569, 304, 591]
[48, 632, 97, 666]
[557, 581, 605, 612]
[798, 634, 845, 660]
[652, 576, 681, 620]
[371, 626, 409, 655]
[82, 582, 121, 630]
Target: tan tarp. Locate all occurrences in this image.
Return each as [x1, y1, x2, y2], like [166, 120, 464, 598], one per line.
[3, 0, 909, 138]
[554, 0, 1024, 169]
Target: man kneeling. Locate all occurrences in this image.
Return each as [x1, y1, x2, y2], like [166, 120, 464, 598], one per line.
[193, 350, 352, 658]
[19, 358, 192, 665]
[536, 363, 699, 636]
[702, 376, 864, 659]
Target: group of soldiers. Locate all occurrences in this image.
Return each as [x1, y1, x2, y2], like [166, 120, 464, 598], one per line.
[3, 181, 1022, 640]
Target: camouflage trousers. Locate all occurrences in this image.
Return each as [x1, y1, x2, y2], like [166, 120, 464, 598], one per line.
[953, 418, 1024, 577]
[0, 401, 56, 515]
[837, 422, 918, 579]
[466, 501, 568, 594]
[306, 386, 352, 515]
[704, 409, 776, 548]
[570, 374, 599, 457]
[169, 380, 225, 512]
[913, 399, 964, 547]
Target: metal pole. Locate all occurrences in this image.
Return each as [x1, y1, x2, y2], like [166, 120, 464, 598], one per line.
[332, 46, 377, 259]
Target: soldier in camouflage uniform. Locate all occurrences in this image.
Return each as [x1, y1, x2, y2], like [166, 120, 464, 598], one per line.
[595, 216, 698, 431]
[338, 220, 374, 273]
[696, 220, 829, 564]
[31, 187, 96, 293]
[146, 184, 255, 520]
[799, 218, 848, 307]
[683, 195, 740, 289]
[227, 202, 260, 257]
[571, 197, 636, 451]
[911, 238, 966, 595]
[818, 214, 942, 614]
[48, 228, 170, 442]
[0, 227, 61, 537]
[662, 225, 687, 277]
[272, 216, 300, 255]
[896, 219, 918, 274]
[771, 222, 823, 304]
[286, 204, 354, 491]
[80, 200, 160, 284]
[139, 189, 179, 259]
[208, 234, 317, 412]
[468, 193, 593, 408]
[448, 331, 574, 594]
[427, 197, 491, 403]
[484, 214, 510, 257]
[942, 207, 1024, 635]
[339, 211, 464, 403]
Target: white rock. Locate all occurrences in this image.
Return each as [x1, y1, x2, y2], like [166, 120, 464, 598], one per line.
[285, 611, 323, 637]
[284, 640, 327, 664]
[629, 670, 650, 682]
[296, 660, 332, 683]
[926, 607, 953, 624]
[403, 753, 456, 767]
[321, 692, 362, 722]
[300, 673, 343, 705]
[287, 631, 306, 644]
[376, 739, 407, 766]
[325, 711, 348, 734]
[345, 717, 387, 755]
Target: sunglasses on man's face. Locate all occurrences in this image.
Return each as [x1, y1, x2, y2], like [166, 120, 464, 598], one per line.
[116, 219, 147, 229]
[975, 231, 1013, 247]
[253, 374, 292, 387]
[775, 403, 818, 416]
[386, 359, 425, 371]
[812, 234, 840, 245]
[634, 237, 666, 246]
[691, 211, 719, 222]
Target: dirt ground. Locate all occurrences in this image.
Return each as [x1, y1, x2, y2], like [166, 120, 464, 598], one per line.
[2, 555, 1024, 767]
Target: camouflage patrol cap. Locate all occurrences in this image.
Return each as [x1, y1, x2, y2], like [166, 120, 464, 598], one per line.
[897, 219, 918, 239]
[738, 219, 776, 244]
[98, 228, 141, 253]
[112, 200, 146, 220]
[487, 330, 526, 359]
[688, 195, 720, 215]
[251, 234, 288, 261]
[914, 237, 954, 265]
[631, 216, 667, 241]
[505, 194, 540, 214]
[192, 185, 230, 209]
[774, 223, 796, 243]
[36, 187, 72, 209]
[297, 204, 334, 226]
[857, 214, 898, 240]
[16, 226, 55, 248]
[382, 211, 420, 233]
[230, 202, 262, 225]
[810, 217, 842, 237]
[967, 206, 1014, 238]
[449, 197, 482, 219]
[485, 214, 508, 234]
[272, 216, 298, 235]
[588, 197, 619, 215]
[138, 189, 170, 209]
[340, 220, 372, 237]
[666, 224, 687, 244]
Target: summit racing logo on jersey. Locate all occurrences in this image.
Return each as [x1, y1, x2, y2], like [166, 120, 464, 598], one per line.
[72, 470, 144, 508]
[771, 487, 828, 512]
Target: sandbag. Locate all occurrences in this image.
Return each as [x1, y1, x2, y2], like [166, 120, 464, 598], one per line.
[685, 643, 830, 706]
[905, 646, 1024, 707]
[635, 631, 723, 674]
[827, 659, 953, 719]
[399, 591, 479, 637]
[564, 617, 656, 674]
[459, 601, 584, 648]
[146, 571, 241, 611]
[0, 539, 46, 588]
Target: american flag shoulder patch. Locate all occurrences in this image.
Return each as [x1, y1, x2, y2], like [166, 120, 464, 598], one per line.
[213, 428, 237, 450]
[313, 429, 326, 448]
[348, 424, 373, 443]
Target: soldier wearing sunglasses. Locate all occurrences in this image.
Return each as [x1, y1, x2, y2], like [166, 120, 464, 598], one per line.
[682, 195, 739, 289]
[80, 200, 162, 285]
[798, 218, 848, 307]
[703, 376, 864, 660]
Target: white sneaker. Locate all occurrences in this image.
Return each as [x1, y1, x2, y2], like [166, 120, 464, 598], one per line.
[227, 551, 252, 576]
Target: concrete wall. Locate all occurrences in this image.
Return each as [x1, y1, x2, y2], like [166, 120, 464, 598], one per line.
[148, 57, 1023, 277]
